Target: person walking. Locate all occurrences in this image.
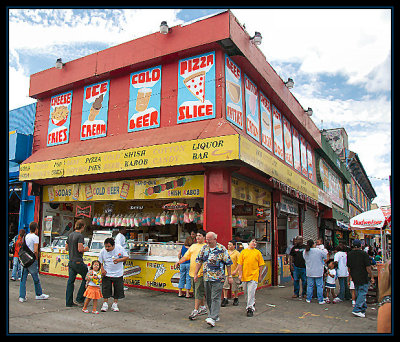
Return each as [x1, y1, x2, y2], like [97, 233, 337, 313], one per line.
[99, 237, 129, 312]
[333, 243, 351, 303]
[11, 229, 25, 281]
[302, 239, 327, 304]
[222, 240, 240, 307]
[237, 239, 265, 317]
[289, 236, 307, 299]
[346, 239, 374, 318]
[65, 219, 89, 307]
[19, 222, 49, 303]
[194, 231, 233, 327]
[177, 236, 193, 298]
[175, 229, 207, 320]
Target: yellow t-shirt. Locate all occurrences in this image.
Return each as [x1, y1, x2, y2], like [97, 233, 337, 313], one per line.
[238, 248, 265, 282]
[226, 249, 240, 277]
[182, 243, 206, 277]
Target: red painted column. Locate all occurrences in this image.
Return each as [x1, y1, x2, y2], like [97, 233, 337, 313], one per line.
[203, 167, 232, 247]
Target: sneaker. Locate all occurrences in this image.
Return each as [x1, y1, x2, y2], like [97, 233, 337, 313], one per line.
[82, 308, 90, 313]
[221, 298, 228, 307]
[18, 297, 27, 303]
[352, 311, 365, 318]
[197, 306, 208, 316]
[233, 298, 239, 306]
[205, 317, 215, 327]
[35, 294, 49, 300]
[333, 297, 342, 303]
[111, 302, 119, 312]
[306, 299, 311, 303]
[92, 310, 100, 314]
[189, 309, 199, 320]
[318, 301, 325, 305]
[246, 308, 254, 317]
[11, 277, 16, 281]
[101, 302, 108, 312]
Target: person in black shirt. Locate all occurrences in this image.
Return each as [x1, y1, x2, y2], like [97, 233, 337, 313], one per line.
[289, 236, 307, 299]
[347, 239, 374, 318]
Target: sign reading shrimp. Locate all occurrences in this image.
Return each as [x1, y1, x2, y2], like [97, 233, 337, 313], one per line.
[80, 80, 110, 141]
[128, 65, 162, 132]
[47, 91, 73, 146]
[177, 52, 216, 124]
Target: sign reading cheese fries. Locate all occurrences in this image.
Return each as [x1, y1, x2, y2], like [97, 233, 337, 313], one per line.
[81, 80, 110, 140]
[47, 91, 73, 147]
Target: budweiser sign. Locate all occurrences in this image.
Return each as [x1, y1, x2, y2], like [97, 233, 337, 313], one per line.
[352, 219, 383, 226]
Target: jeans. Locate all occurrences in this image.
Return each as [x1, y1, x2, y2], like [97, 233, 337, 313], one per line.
[66, 260, 88, 306]
[19, 260, 43, 299]
[178, 263, 191, 290]
[306, 276, 324, 302]
[204, 280, 223, 321]
[338, 276, 351, 300]
[293, 266, 307, 296]
[12, 256, 22, 279]
[353, 283, 369, 314]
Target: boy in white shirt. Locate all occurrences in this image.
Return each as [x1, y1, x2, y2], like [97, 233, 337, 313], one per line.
[98, 237, 129, 312]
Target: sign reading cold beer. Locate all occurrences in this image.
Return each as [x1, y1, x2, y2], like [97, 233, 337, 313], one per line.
[177, 52, 216, 124]
[80, 80, 110, 140]
[225, 55, 243, 130]
[128, 66, 161, 132]
[47, 91, 73, 146]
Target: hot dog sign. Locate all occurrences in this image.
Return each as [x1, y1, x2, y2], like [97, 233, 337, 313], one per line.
[177, 51, 216, 124]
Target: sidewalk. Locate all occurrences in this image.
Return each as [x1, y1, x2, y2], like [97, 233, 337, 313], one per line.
[8, 272, 380, 334]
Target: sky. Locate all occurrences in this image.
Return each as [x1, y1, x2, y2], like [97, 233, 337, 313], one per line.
[7, 8, 392, 207]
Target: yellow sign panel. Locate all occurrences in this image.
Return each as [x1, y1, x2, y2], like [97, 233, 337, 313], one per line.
[19, 135, 239, 181]
[134, 175, 204, 200]
[231, 178, 271, 207]
[239, 136, 319, 200]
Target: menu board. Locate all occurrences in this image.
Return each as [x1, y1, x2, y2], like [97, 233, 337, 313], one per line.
[225, 55, 243, 130]
[292, 127, 301, 172]
[259, 91, 273, 152]
[47, 91, 73, 146]
[128, 65, 162, 132]
[283, 116, 293, 166]
[300, 134, 308, 176]
[272, 105, 284, 160]
[177, 51, 216, 124]
[244, 75, 260, 142]
[80, 80, 110, 140]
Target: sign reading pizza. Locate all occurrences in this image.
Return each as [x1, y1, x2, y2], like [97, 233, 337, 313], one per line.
[177, 52, 216, 124]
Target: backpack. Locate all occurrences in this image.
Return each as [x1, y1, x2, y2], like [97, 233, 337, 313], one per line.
[18, 236, 36, 268]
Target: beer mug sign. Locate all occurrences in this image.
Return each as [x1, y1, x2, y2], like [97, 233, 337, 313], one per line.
[128, 65, 162, 133]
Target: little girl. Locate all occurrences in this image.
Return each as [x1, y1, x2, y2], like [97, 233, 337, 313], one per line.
[325, 260, 337, 304]
[82, 260, 103, 314]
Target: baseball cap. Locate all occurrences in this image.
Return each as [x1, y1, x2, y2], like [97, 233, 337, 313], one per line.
[352, 239, 362, 247]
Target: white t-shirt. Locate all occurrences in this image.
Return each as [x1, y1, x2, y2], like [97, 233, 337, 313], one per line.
[114, 233, 127, 249]
[98, 244, 128, 278]
[25, 233, 39, 253]
[334, 251, 349, 277]
[326, 269, 336, 284]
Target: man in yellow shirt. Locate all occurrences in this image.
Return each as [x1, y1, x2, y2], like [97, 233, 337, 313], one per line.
[175, 229, 207, 320]
[222, 240, 240, 306]
[237, 239, 265, 317]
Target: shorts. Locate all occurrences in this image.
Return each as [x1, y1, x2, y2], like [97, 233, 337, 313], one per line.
[325, 282, 336, 289]
[223, 276, 241, 292]
[190, 276, 205, 300]
[101, 275, 125, 300]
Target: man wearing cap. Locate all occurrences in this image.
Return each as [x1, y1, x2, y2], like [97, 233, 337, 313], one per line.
[346, 239, 375, 318]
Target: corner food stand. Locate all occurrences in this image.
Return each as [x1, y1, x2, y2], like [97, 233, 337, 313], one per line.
[349, 207, 391, 300]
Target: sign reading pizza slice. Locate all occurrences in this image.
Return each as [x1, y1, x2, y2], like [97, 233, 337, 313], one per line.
[183, 71, 206, 102]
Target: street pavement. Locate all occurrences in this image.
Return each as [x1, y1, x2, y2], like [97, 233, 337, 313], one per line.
[8, 272, 381, 334]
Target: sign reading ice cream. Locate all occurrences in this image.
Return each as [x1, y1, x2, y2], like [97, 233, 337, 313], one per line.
[225, 55, 243, 129]
[128, 66, 161, 132]
[177, 52, 215, 124]
[80, 80, 110, 140]
[47, 91, 73, 146]
[244, 75, 260, 142]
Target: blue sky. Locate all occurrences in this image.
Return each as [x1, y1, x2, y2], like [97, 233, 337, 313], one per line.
[8, 8, 392, 207]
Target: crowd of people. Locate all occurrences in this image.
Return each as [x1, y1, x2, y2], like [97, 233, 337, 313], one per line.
[10, 221, 391, 333]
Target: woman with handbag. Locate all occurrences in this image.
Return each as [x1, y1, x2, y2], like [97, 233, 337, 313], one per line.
[18, 222, 49, 303]
[11, 229, 25, 281]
